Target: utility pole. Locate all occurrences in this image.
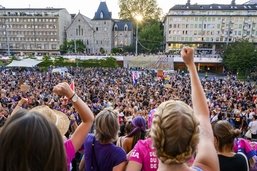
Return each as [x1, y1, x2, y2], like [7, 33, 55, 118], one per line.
[74, 40, 77, 53]
[135, 21, 139, 56]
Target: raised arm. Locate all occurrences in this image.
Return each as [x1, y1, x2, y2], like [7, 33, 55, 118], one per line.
[11, 98, 28, 116]
[181, 47, 219, 171]
[53, 82, 94, 152]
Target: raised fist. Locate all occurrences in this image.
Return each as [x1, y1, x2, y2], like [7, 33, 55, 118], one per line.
[181, 47, 194, 66]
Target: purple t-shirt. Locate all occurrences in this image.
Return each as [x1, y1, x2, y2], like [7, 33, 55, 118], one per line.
[84, 134, 127, 171]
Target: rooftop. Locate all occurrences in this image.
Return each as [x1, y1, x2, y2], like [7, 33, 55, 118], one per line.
[170, 3, 257, 10]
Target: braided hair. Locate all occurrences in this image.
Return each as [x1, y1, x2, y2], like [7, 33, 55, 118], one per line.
[150, 100, 200, 164]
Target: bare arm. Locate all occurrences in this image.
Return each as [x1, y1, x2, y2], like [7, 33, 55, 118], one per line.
[125, 161, 142, 171]
[11, 98, 28, 115]
[113, 161, 127, 171]
[79, 155, 85, 171]
[181, 47, 219, 171]
[53, 82, 94, 152]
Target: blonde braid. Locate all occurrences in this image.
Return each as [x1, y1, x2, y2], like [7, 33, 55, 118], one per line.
[150, 100, 200, 165]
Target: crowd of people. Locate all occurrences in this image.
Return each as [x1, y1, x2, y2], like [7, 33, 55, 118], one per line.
[0, 47, 257, 171]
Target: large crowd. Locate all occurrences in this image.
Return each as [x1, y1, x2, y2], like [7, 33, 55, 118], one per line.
[0, 47, 257, 171]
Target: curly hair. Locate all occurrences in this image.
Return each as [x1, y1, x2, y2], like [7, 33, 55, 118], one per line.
[150, 100, 200, 164]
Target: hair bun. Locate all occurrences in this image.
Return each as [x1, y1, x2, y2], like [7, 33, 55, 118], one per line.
[232, 129, 241, 138]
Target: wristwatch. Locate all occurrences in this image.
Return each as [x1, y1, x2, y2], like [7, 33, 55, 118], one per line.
[71, 93, 78, 103]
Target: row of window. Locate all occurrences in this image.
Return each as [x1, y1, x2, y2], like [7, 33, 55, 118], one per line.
[114, 40, 129, 47]
[0, 37, 58, 42]
[0, 18, 57, 23]
[0, 24, 57, 29]
[0, 43, 57, 50]
[0, 31, 57, 36]
[171, 10, 257, 17]
[168, 30, 257, 36]
[169, 23, 256, 30]
[169, 36, 257, 42]
[170, 16, 254, 22]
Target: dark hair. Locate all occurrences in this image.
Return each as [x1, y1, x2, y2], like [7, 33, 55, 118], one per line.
[0, 110, 67, 171]
[126, 116, 146, 149]
[212, 120, 241, 152]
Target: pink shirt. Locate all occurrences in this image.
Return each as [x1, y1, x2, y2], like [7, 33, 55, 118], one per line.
[129, 138, 158, 171]
[64, 139, 76, 170]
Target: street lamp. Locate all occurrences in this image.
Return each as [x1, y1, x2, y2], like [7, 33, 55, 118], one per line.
[135, 14, 143, 56]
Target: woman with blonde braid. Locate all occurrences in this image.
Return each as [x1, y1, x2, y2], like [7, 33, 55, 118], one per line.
[149, 47, 219, 171]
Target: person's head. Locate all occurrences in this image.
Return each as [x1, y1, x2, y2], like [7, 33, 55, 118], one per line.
[212, 120, 241, 152]
[0, 110, 67, 171]
[94, 107, 119, 143]
[150, 100, 200, 165]
[126, 116, 146, 148]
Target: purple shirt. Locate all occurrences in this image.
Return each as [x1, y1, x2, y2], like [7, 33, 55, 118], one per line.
[84, 134, 127, 171]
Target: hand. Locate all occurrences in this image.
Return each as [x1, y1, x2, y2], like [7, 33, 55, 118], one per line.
[181, 47, 194, 66]
[18, 98, 28, 106]
[53, 82, 74, 99]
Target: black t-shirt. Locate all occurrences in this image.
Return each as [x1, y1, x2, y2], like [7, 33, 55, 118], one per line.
[234, 116, 243, 129]
[218, 153, 248, 171]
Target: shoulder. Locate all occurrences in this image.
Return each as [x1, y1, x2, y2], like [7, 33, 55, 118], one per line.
[135, 138, 152, 149]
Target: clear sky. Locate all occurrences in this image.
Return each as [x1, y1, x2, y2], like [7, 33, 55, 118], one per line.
[0, 0, 248, 19]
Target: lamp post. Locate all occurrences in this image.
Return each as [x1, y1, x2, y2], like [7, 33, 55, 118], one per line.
[135, 15, 142, 56]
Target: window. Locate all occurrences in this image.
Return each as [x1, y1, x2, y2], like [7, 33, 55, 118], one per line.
[96, 27, 98, 31]
[114, 24, 118, 31]
[100, 12, 104, 19]
[124, 24, 128, 31]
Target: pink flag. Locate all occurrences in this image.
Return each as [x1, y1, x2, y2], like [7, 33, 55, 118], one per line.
[70, 80, 75, 91]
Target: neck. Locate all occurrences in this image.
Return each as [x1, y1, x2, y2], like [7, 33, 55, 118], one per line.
[158, 160, 189, 171]
[217, 146, 235, 157]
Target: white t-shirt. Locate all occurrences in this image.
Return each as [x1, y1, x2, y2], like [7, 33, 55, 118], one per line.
[249, 120, 257, 134]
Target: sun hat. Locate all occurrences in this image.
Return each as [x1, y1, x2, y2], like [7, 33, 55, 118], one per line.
[30, 105, 70, 135]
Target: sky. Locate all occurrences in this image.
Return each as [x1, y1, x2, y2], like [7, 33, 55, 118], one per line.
[0, 0, 248, 19]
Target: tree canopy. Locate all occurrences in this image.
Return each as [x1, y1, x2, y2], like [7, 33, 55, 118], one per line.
[223, 40, 257, 76]
[59, 40, 86, 54]
[118, 0, 162, 21]
[139, 20, 164, 53]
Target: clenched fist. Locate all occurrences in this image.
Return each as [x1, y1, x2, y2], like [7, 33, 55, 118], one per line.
[181, 47, 194, 67]
[53, 82, 74, 99]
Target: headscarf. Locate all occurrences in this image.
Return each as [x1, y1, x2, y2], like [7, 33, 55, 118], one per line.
[127, 116, 146, 137]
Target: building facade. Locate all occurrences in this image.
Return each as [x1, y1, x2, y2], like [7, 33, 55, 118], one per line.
[164, 0, 257, 56]
[66, 1, 133, 54]
[0, 7, 71, 55]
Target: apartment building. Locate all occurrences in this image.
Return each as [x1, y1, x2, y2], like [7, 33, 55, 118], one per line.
[0, 7, 71, 55]
[164, 0, 257, 56]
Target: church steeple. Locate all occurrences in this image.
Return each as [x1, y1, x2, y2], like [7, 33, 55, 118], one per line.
[93, 1, 112, 20]
[186, 0, 191, 6]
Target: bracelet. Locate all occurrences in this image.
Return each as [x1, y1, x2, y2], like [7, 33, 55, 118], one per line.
[69, 93, 76, 100]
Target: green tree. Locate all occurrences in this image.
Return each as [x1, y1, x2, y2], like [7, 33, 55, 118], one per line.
[59, 40, 69, 54]
[75, 40, 86, 53]
[99, 47, 106, 54]
[59, 40, 86, 54]
[223, 40, 257, 76]
[118, 0, 162, 21]
[139, 20, 164, 53]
